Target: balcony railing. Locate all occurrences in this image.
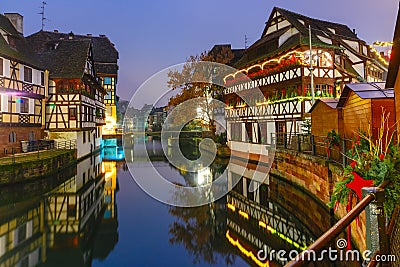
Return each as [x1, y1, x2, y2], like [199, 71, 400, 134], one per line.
[224, 67, 302, 95]
[0, 76, 45, 96]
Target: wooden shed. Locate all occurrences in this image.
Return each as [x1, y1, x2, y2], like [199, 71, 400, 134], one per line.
[310, 98, 343, 137]
[337, 82, 395, 140]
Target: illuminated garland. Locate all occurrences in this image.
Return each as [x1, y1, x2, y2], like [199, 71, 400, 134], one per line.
[226, 230, 270, 267]
[369, 45, 389, 66]
[223, 50, 305, 83]
[226, 203, 308, 250]
[373, 41, 393, 47]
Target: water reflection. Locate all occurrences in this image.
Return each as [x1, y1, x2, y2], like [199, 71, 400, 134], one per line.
[0, 152, 119, 267]
[0, 139, 336, 267]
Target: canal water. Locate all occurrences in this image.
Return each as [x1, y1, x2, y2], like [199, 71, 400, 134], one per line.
[0, 140, 335, 267]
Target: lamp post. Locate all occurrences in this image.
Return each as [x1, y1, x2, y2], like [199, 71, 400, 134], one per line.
[309, 25, 315, 105]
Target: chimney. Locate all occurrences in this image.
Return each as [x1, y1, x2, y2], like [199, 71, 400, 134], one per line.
[352, 28, 357, 35]
[68, 31, 74, 40]
[4, 13, 23, 35]
[54, 29, 59, 33]
[99, 34, 105, 37]
[86, 33, 92, 37]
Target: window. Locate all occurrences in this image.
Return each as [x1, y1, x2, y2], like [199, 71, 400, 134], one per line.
[103, 77, 112, 85]
[83, 131, 86, 143]
[231, 123, 242, 141]
[40, 72, 45, 86]
[69, 107, 77, 120]
[20, 98, 29, 113]
[23, 66, 32, 83]
[9, 132, 16, 143]
[0, 58, 3, 76]
[17, 224, 27, 244]
[105, 91, 112, 100]
[67, 204, 76, 218]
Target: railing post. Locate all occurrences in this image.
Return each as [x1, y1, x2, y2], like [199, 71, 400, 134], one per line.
[270, 132, 273, 147]
[363, 187, 390, 266]
[311, 135, 316, 156]
[283, 133, 287, 149]
[342, 139, 347, 167]
[297, 134, 301, 152]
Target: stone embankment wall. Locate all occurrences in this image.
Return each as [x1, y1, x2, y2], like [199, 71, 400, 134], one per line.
[0, 150, 76, 184]
[270, 149, 367, 251]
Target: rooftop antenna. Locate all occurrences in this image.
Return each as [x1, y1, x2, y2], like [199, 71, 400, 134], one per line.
[38, 1, 47, 31]
[245, 34, 249, 49]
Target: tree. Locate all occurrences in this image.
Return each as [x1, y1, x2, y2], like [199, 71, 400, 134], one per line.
[167, 47, 234, 136]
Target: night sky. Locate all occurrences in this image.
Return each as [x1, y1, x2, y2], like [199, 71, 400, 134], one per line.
[1, 0, 398, 102]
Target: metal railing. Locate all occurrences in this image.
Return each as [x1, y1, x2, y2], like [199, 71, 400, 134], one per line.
[285, 181, 391, 267]
[272, 133, 353, 166]
[1, 139, 76, 164]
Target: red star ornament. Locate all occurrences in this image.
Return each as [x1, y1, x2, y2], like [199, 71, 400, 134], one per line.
[346, 172, 374, 200]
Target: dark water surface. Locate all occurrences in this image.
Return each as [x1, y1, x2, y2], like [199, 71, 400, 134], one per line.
[0, 140, 332, 267]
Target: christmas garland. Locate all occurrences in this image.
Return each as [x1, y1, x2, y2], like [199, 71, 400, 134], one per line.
[328, 112, 400, 219]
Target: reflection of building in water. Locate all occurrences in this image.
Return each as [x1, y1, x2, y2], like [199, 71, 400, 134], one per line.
[102, 161, 118, 220]
[0, 198, 44, 267]
[43, 154, 105, 266]
[0, 153, 121, 266]
[226, 163, 315, 266]
[92, 161, 119, 260]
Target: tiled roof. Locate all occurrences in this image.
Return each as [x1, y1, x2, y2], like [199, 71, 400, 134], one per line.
[0, 14, 43, 69]
[272, 7, 358, 40]
[235, 7, 362, 69]
[34, 39, 91, 79]
[26, 30, 118, 74]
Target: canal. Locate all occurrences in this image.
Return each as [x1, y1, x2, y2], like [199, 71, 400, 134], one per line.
[0, 139, 336, 267]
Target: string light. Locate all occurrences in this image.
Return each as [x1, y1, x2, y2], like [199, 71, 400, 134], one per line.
[369, 45, 389, 66]
[239, 210, 249, 219]
[226, 230, 270, 267]
[373, 41, 393, 47]
[227, 203, 308, 250]
[223, 50, 305, 82]
[227, 203, 236, 212]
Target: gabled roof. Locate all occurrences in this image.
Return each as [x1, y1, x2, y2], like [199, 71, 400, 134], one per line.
[235, 7, 364, 69]
[337, 82, 394, 107]
[0, 14, 19, 36]
[269, 7, 358, 40]
[386, 3, 400, 88]
[209, 44, 245, 66]
[26, 30, 119, 74]
[309, 98, 340, 113]
[35, 39, 91, 79]
[0, 14, 43, 69]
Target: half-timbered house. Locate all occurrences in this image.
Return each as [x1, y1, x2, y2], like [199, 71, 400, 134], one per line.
[27, 30, 119, 136]
[223, 7, 388, 160]
[27, 34, 106, 159]
[0, 13, 47, 156]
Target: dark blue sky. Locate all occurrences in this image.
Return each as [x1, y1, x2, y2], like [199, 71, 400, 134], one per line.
[1, 0, 398, 101]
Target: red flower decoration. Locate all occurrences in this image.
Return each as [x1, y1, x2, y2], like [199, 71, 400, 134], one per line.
[379, 154, 385, 161]
[346, 172, 374, 200]
[350, 161, 357, 169]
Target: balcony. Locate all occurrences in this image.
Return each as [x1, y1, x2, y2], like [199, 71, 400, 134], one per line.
[96, 117, 106, 125]
[0, 76, 45, 97]
[224, 67, 302, 95]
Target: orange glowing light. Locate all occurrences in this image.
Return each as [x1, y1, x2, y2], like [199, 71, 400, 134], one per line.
[239, 210, 249, 219]
[226, 230, 270, 267]
[227, 203, 236, 212]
